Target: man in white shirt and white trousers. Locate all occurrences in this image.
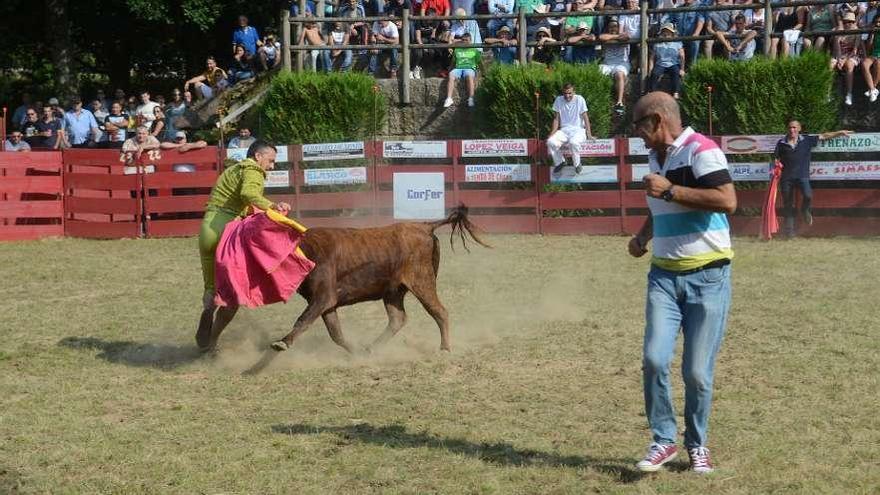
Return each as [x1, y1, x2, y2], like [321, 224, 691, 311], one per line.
[547, 83, 595, 175]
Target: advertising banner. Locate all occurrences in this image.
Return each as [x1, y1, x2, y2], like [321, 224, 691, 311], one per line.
[464, 164, 531, 182]
[815, 133, 880, 153]
[383, 140, 447, 158]
[572, 139, 616, 157]
[226, 145, 288, 162]
[627, 137, 650, 156]
[460, 139, 529, 157]
[302, 141, 365, 161]
[303, 167, 368, 186]
[550, 165, 618, 183]
[393, 173, 445, 219]
[264, 170, 290, 188]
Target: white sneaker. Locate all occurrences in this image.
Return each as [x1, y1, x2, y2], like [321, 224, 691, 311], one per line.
[443, 97, 454, 108]
[409, 71, 415, 80]
[688, 447, 715, 474]
[871, 89, 879, 103]
[414, 66, 422, 79]
[845, 94, 853, 106]
[467, 97, 475, 107]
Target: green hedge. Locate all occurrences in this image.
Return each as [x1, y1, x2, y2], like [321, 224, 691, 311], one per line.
[259, 71, 386, 144]
[474, 63, 613, 139]
[681, 50, 837, 135]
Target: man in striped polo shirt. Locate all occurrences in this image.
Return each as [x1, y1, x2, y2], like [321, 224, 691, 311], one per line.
[627, 92, 737, 475]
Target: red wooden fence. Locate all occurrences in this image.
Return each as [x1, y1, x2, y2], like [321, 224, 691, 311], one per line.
[1, 138, 879, 241]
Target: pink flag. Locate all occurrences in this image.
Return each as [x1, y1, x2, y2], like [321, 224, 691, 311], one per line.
[214, 212, 315, 308]
[761, 161, 783, 241]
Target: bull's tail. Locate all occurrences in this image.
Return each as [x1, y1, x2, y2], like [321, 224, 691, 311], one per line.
[430, 204, 492, 252]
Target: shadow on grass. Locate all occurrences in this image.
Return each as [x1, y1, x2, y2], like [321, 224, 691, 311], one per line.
[271, 422, 643, 483]
[58, 336, 202, 370]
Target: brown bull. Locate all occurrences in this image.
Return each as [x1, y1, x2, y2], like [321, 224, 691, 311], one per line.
[205, 205, 489, 354]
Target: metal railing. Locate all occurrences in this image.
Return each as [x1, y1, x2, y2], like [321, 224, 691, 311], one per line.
[279, 0, 880, 104]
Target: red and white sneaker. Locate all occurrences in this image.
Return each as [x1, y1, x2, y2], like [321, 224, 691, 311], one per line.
[688, 447, 714, 474]
[636, 443, 678, 472]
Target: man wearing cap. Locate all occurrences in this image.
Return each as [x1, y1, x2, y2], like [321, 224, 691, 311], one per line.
[531, 26, 559, 64]
[63, 97, 100, 148]
[485, 25, 519, 64]
[547, 83, 595, 175]
[662, 0, 705, 68]
[565, 22, 597, 64]
[4, 131, 31, 152]
[161, 131, 209, 175]
[47, 97, 64, 119]
[649, 23, 686, 99]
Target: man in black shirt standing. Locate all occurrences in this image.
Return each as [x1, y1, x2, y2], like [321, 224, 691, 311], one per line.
[774, 120, 851, 237]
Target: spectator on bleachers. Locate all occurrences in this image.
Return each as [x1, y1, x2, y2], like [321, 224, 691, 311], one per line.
[412, 10, 441, 78]
[487, 0, 516, 36]
[443, 32, 479, 108]
[598, 19, 630, 115]
[230, 43, 257, 82]
[91, 100, 109, 142]
[113, 88, 126, 105]
[386, 0, 412, 17]
[96, 89, 113, 113]
[136, 90, 160, 132]
[329, 22, 353, 72]
[862, 15, 880, 103]
[565, 0, 598, 41]
[63, 97, 99, 148]
[12, 93, 31, 131]
[125, 96, 139, 137]
[183, 90, 194, 107]
[770, 5, 805, 59]
[102, 101, 129, 149]
[422, 0, 451, 16]
[339, 0, 366, 18]
[259, 34, 282, 71]
[544, 0, 568, 38]
[450, 8, 482, 44]
[832, 12, 864, 106]
[160, 131, 209, 173]
[21, 108, 41, 149]
[369, 18, 400, 78]
[228, 127, 257, 149]
[564, 22, 596, 64]
[291, 0, 317, 16]
[48, 97, 64, 120]
[35, 105, 65, 150]
[714, 14, 757, 62]
[663, 0, 704, 68]
[531, 26, 560, 64]
[485, 25, 519, 64]
[452, 0, 476, 15]
[649, 23, 685, 98]
[703, 0, 736, 60]
[834, 2, 864, 30]
[163, 89, 187, 142]
[804, 3, 834, 53]
[121, 126, 160, 165]
[4, 131, 31, 152]
[233, 15, 261, 56]
[185, 57, 229, 100]
[298, 18, 331, 73]
[150, 106, 166, 139]
[547, 83, 594, 175]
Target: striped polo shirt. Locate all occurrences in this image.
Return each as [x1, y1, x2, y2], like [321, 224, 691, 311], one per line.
[647, 127, 734, 272]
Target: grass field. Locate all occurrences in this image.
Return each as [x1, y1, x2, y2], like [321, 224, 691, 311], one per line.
[1, 233, 878, 494]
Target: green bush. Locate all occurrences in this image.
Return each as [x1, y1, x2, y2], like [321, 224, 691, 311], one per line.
[259, 70, 386, 144]
[681, 51, 837, 135]
[474, 63, 613, 139]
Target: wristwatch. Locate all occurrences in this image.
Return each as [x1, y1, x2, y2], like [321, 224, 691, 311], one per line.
[661, 186, 675, 202]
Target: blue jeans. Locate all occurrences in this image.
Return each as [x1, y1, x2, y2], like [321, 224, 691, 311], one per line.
[369, 49, 399, 74]
[685, 40, 700, 67]
[781, 178, 812, 235]
[331, 50, 353, 71]
[643, 263, 731, 449]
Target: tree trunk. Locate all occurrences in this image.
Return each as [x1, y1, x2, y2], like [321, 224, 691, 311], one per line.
[46, 0, 76, 97]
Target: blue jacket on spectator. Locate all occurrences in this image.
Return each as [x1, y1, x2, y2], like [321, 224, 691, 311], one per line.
[233, 25, 261, 55]
[663, 9, 704, 36]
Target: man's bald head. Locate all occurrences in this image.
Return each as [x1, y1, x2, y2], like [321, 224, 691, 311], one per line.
[633, 92, 682, 129]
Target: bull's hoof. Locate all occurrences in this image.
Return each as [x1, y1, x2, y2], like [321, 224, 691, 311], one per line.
[270, 341, 289, 352]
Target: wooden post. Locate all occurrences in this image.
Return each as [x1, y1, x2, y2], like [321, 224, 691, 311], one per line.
[763, 0, 773, 57]
[518, 8, 528, 66]
[402, 9, 411, 105]
[281, 9, 292, 71]
[296, 0, 306, 71]
[639, 0, 649, 94]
